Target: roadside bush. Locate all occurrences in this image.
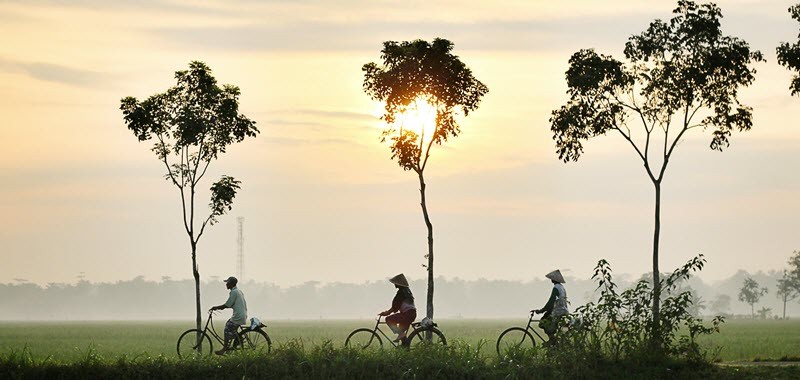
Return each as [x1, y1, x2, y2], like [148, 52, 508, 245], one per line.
[553, 254, 723, 367]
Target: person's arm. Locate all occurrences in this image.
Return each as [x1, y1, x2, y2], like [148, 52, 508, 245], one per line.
[379, 293, 402, 316]
[532, 287, 559, 314]
[210, 291, 237, 311]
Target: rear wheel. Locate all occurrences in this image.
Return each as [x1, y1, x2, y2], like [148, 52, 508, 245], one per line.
[237, 329, 272, 353]
[406, 327, 447, 348]
[345, 328, 383, 350]
[496, 327, 535, 356]
[176, 329, 213, 359]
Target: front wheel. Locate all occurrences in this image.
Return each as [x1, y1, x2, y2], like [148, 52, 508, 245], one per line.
[237, 329, 272, 353]
[345, 328, 383, 349]
[406, 327, 447, 348]
[496, 327, 535, 356]
[177, 329, 213, 359]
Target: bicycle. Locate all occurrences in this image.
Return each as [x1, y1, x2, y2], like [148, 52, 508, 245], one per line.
[495, 311, 549, 355]
[345, 315, 447, 349]
[176, 310, 271, 358]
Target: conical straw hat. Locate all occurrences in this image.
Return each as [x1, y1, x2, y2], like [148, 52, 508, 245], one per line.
[545, 269, 566, 284]
[388, 273, 410, 287]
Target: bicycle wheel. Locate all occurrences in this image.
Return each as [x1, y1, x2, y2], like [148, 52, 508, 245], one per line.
[406, 327, 447, 348]
[177, 329, 213, 359]
[345, 328, 383, 349]
[496, 327, 536, 356]
[238, 329, 272, 353]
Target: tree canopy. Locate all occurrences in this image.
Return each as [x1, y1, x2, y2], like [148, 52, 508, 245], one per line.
[551, 0, 763, 166]
[363, 38, 488, 172]
[777, 4, 800, 95]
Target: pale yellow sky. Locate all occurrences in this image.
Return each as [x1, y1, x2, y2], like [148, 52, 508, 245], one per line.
[0, 0, 798, 286]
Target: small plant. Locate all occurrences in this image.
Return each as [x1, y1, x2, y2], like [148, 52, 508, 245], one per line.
[557, 254, 724, 364]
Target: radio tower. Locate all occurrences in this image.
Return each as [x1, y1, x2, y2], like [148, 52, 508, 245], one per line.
[236, 217, 244, 282]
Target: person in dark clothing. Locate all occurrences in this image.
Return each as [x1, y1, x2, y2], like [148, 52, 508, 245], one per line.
[532, 269, 569, 344]
[379, 273, 417, 342]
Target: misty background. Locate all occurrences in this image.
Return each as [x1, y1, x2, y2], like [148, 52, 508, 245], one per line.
[1, 269, 795, 320]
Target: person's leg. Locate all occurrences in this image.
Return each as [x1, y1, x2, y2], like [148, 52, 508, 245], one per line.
[539, 313, 556, 344]
[216, 319, 238, 355]
[397, 310, 416, 341]
[385, 314, 401, 334]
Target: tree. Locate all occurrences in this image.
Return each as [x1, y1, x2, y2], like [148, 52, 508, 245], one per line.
[738, 277, 768, 319]
[710, 294, 731, 315]
[756, 306, 772, 320]
[776, 271, 798, 319]
[777, 4, 800, 95]
[362, 39, 488, 320]
[120, 61, 259, 333]
[789, 250, 800, 291]
[775, 251, 800, 319]
[549, 0, 763, 334]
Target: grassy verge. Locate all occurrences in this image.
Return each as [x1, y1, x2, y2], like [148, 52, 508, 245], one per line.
[2, 342, 799, 380]
[2, 319, 798, 362]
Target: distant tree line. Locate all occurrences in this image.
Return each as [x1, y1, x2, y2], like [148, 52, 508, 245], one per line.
[2, 267, 797, 320]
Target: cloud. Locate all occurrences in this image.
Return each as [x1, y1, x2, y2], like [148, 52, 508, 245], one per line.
[0, 58, 111, 87]
[16, 0, 237, 16]
[147, 16, 655, 53]
[141, 4, 786, 54]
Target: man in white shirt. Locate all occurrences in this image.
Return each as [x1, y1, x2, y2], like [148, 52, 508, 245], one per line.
[209, 276, 248, 355]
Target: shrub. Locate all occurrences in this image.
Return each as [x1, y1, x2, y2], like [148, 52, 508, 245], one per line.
[555, 254, 723, 366]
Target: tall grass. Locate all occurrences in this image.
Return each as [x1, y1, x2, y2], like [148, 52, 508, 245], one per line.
[5, 340, 798, 380]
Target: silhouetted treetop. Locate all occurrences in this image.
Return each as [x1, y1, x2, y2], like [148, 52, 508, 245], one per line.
[777, 4, 800, 95]
[120, 61, 258, 162]
[551, 0, 763, 163]
[362, 38, 488, 147]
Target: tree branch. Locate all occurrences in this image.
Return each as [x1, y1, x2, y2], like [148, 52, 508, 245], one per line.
[613, 125, 657, 183]
[195, 159, 213, 185]
[196, 215, 213, 243]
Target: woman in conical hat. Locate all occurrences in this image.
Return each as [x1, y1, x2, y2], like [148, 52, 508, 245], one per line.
[379, 273, 417, 343]
[532, 269, 569, 344]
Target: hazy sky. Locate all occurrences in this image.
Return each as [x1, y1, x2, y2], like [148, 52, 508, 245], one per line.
[1, 0, 798, 286]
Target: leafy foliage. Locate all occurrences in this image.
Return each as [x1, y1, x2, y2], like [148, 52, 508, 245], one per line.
[121, 62, 258, 162]
[119, 61, 258, 239]
[208, 176, 241, 226]
[787, 250, 800, 293]
[738, 277, 768, 319]
[551, 1, 763, 163]
[777, 4, 800, 95]
[363, 38, 488, 173]
[558, 255, 723, 363]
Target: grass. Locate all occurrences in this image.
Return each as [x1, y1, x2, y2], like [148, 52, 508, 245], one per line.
[695, 319, 800, 362]
[2, 342, 799, 380]
[0, 318, 798, 363]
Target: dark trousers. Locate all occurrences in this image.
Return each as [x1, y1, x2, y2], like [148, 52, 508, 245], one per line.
[386, 309, 417, 334]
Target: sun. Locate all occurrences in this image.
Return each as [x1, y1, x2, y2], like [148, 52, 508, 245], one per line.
[397, 98, 437, 141]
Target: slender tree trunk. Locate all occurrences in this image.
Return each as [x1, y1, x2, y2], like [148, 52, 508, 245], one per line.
[192, 241, 201, 331]
[417, 171, 434, 320]
[783, 298, 786, 320]
[651, 181, 662, 344]
[751, 304, 754, 319]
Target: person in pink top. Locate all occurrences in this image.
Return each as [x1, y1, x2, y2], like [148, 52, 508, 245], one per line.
[378, 273, 417, 343]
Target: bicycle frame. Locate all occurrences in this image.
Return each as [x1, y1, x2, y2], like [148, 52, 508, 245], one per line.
[523, 313, 548, 343]
[369, 315, 407, 347]
[203, 311, 255, 348]
[201, 311, 226, 345]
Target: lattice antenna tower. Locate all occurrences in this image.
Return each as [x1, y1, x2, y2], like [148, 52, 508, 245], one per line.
[236, 217, 244, 282]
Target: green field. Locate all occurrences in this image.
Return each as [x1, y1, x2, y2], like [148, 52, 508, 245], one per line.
[1, 318, 798, 363]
